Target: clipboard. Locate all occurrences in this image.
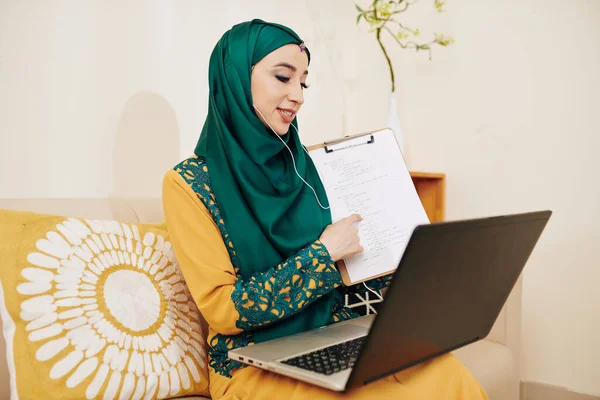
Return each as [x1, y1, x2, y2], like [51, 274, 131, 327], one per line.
[307, 128, 409, 286]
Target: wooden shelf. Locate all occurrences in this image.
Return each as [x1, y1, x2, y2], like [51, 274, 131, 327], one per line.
[410, 172, 445, 222]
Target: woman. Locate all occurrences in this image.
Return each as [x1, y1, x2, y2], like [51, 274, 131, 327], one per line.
[163, 19, 488, 399]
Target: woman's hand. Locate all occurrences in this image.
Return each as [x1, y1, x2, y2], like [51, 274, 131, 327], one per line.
[318, 214, 364, 262]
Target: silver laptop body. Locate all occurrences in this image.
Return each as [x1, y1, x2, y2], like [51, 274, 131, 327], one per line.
[229, 315, 374, 391]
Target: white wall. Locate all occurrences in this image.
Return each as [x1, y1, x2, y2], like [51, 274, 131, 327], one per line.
[1, 0, 599, 396]
[384, 1, 600, 396]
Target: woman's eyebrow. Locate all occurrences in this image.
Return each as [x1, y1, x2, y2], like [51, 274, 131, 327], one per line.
[272, 62, 309, 75]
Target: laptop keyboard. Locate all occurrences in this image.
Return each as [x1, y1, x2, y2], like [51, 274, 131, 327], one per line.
[280, 336, 366, 375]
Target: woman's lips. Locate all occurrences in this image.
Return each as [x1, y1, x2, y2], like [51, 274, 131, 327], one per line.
[277, 108, 295, 124]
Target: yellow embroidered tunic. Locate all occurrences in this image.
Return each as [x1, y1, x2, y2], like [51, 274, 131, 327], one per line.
[162, 156, 488, 399]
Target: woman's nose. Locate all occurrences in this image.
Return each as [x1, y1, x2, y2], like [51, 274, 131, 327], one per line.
[288, 83, 304, 105]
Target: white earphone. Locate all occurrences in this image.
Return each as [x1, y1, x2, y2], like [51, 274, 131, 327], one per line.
[253, 104, 330, 210]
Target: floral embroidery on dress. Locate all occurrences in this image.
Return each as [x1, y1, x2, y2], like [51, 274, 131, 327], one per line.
[175, 157, 241, 275]
[208, 332, 252, 378]
[231, 241, 341, 330]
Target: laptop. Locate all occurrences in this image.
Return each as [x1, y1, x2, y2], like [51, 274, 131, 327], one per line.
[229, 210, 551, 392]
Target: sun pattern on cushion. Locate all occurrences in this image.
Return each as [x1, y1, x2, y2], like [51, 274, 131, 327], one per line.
[15, 217, 206, 399]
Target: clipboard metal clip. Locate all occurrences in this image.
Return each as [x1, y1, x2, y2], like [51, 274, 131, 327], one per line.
[323, 131, 375, 153]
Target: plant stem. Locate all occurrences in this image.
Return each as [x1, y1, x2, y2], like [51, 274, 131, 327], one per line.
[376, 27, 395, 93]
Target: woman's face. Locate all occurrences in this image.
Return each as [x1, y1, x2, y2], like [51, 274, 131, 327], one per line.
[251, 43, 309, 136]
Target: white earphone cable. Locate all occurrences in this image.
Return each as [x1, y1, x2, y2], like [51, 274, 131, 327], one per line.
[362, 281, 384, 301]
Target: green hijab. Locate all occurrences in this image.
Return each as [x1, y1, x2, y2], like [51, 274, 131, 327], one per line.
[194, 19, 335, 343]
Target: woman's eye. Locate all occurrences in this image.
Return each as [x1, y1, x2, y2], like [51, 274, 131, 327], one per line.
[276, 75, 309, 89]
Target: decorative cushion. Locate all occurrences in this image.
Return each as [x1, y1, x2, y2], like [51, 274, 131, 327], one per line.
[0, 209, 209, 399]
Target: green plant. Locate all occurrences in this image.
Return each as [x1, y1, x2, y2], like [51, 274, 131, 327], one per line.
[356, 0, 454, 92]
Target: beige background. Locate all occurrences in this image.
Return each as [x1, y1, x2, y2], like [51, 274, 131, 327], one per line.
[1, 0, 598, 396]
